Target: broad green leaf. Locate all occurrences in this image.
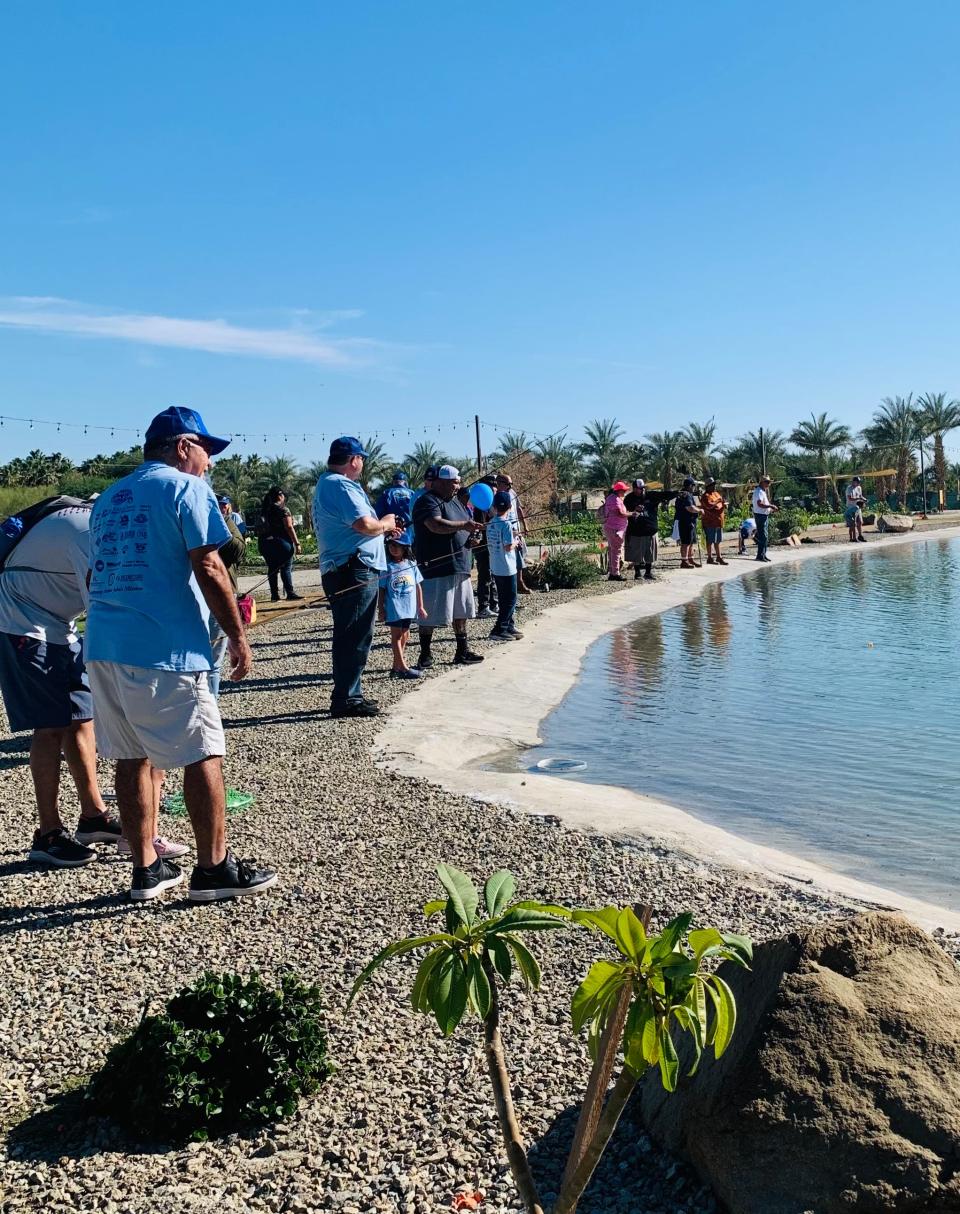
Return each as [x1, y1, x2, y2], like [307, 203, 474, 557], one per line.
[623, 998, 654, 1076]
[489, 908, 568, 935]
[466, 953, 492, 1019]
[570, 959, 624, 1034]
[436, 864, 479, 927]
[348, 933, 456, 1004]
[720, 932, 754, 965]
[487, 937, 513, 985]
[658, 1024, 680, 1091]
[571, 906, 620, 941]
[422, 899, 446, 917]
[502, 934, 542, 991]
[689, 975, 708, 1040]
[428, 951, 468, 1036]
[411, 946, 449, 1013]
[513, 900, 573, 918]
[614, 907, 648, 961]
[673, 1005, 704, 1076]
[707, 973, 737, 1057]
[650, 912, 694, 959]
[688, 928, 725, 960]
[642, 1011, 660, 1064]
[484, 870, 516, 918]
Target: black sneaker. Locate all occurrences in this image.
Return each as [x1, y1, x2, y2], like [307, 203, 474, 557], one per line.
[28, 828, 96, 868]
[330, 699, 380, 718]
[189, 851, 278, 902]
[416, 653, 434, 669]
[131, 855, 184, 902]
[75, 813, 123, 844]
[507, 628, 524, 640]
[453, 649, 484, 665]
[286, 593, 304, 600]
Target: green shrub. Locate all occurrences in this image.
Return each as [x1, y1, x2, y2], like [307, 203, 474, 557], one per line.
[774, 507, 810, 539]
[540, 547, 600, 589]
[89, 971, 332, 1142]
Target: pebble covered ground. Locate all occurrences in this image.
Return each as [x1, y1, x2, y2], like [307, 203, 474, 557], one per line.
[1, 570, 957, 1214]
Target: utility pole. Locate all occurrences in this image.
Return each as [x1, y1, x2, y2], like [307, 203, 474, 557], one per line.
[760, 427, 767, 479]
[918, 427, 928, 518]
[474, 414, 483, 477]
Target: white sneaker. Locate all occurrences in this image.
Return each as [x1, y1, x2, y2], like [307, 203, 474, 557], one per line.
[118, 835, 190, 860]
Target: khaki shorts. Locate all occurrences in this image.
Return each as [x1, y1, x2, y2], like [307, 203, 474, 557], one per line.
[87, 661, 225, 770]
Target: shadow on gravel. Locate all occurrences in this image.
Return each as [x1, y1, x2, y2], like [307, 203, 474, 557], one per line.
[0, 735, 29, 769]
[224, 707, 333, 729]
[6, 1090, 171, 1162]
[526, 1100, 718, 1214]
[224, 672, 333, 692]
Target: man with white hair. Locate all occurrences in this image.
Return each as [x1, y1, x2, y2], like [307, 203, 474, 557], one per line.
[412, 464, 484, 668]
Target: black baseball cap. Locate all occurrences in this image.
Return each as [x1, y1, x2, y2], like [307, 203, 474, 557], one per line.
[492, 491, 512, 511]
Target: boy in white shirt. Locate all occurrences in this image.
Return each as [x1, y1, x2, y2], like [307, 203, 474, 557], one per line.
[845, 476, 866, 543]
[486, 493, 524, 640]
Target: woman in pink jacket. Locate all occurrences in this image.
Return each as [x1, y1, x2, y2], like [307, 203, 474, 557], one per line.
[601, 481, 630, 580]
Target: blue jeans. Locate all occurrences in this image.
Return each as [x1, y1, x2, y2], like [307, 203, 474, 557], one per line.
[754, 513, 769, 559]
[259, 535, 295, 598]
[321, 560, 379, 706]
[493, 573, 518, 634]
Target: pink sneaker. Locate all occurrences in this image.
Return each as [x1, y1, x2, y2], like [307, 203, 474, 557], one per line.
[118, 835, 190, 860]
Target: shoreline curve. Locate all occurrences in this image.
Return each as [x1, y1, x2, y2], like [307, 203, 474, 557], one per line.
[374, 526, 960, 935]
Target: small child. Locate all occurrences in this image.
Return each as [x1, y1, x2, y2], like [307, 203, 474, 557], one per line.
[738, 516, 757, 555]
[378, 539, 426, 678]
[487, 491, 524, 641]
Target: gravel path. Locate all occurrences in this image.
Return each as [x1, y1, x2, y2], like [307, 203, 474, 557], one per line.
[1, 569, 957, 1214]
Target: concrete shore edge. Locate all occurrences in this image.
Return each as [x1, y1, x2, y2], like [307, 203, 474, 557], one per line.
[374, 525, 960, 935]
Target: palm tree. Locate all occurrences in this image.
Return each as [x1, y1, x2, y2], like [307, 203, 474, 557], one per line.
[644, 431, 691, 490]
[726, 429, 787, 484]
[356, 437, 391, 492]
[789, 413, 852, 508]
[863, 396, 920, 507]
[578, 418, 625, 464]
[211, 455, 256, 513]
[916, 392, 960, 497]
[492, 431, 531, 466]
[682, 420, 719, 478]
[402, 441, 445, 487]
[534, 433, 581, 496]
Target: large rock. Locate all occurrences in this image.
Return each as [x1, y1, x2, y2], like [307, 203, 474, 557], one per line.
[638, 913, 960, 1212]
[877, 514, 916, 532]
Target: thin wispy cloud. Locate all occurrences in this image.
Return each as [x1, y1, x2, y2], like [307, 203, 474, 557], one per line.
[0, 297, 382, 366]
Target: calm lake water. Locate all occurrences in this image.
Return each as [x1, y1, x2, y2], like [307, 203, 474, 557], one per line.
[527, 538, 960, 910]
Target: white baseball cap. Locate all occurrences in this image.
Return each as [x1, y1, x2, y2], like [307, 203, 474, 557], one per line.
[436, 465, 460, 480]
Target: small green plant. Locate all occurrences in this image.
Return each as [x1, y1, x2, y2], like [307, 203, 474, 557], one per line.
[351, 866, 751, 1214]
[540, 547, 601, 589]
[89, 971, 332, 1142]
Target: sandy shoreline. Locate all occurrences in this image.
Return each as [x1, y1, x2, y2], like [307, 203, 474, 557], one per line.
[375, 526, 960, 936]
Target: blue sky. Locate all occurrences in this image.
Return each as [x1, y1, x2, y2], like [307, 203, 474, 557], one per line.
[2, 2, 960, 465]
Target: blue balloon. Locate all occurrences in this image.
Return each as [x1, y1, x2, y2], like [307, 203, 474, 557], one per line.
[469, 482, 495, 512]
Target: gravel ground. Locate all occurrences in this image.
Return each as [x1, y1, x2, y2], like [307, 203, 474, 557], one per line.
[2, 568, 958, 1214]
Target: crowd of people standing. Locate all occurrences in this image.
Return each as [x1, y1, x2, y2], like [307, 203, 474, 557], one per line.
[0, 409, 876, 906]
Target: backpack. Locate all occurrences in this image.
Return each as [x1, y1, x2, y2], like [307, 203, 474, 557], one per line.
[0, 496, 88, 571]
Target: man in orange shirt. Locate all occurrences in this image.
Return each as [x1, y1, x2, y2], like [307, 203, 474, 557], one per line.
[700, 478, 728, 566]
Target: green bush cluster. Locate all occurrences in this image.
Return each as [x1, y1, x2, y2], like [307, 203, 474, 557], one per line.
[774, 507, 811, 538]
[89, 971, 332, 1142]
[540, 547, 601, 589]
[539, 519, 602, 543]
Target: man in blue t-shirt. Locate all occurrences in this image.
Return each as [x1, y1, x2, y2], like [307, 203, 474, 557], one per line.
[313, 436, 398, 718]
[86, 406, 277, 904]
[374, 472, 414, 543]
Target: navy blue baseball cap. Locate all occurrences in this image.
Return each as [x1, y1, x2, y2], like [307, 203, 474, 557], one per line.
[145, 406, 231, 455]
[329, 435, 369, 462]
[392, 471, 409, 484]
[216, 495, 231, 506]
[493, 491, 513, 511]
[424, 464, 440, 480]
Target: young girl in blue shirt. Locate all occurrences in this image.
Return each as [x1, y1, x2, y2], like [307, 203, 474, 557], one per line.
[377, 539, 426, 679]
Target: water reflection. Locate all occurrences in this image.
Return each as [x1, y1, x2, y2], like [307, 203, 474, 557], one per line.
[528, 539, 960, 910]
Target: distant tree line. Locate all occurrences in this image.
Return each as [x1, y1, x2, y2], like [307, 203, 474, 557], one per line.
[2, 394, 959, 517]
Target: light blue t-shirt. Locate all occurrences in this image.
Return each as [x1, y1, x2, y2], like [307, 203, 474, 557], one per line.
[313, 472, 386, 573]
[487, 516, 517, 577]
[86, 463, 230, 672]
[378, 559, 423, 623]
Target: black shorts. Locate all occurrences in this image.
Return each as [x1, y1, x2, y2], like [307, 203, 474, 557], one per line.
[386, 617, 414, 631]
[677, 519, 697, 544]
[0, 632, 93, 733]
